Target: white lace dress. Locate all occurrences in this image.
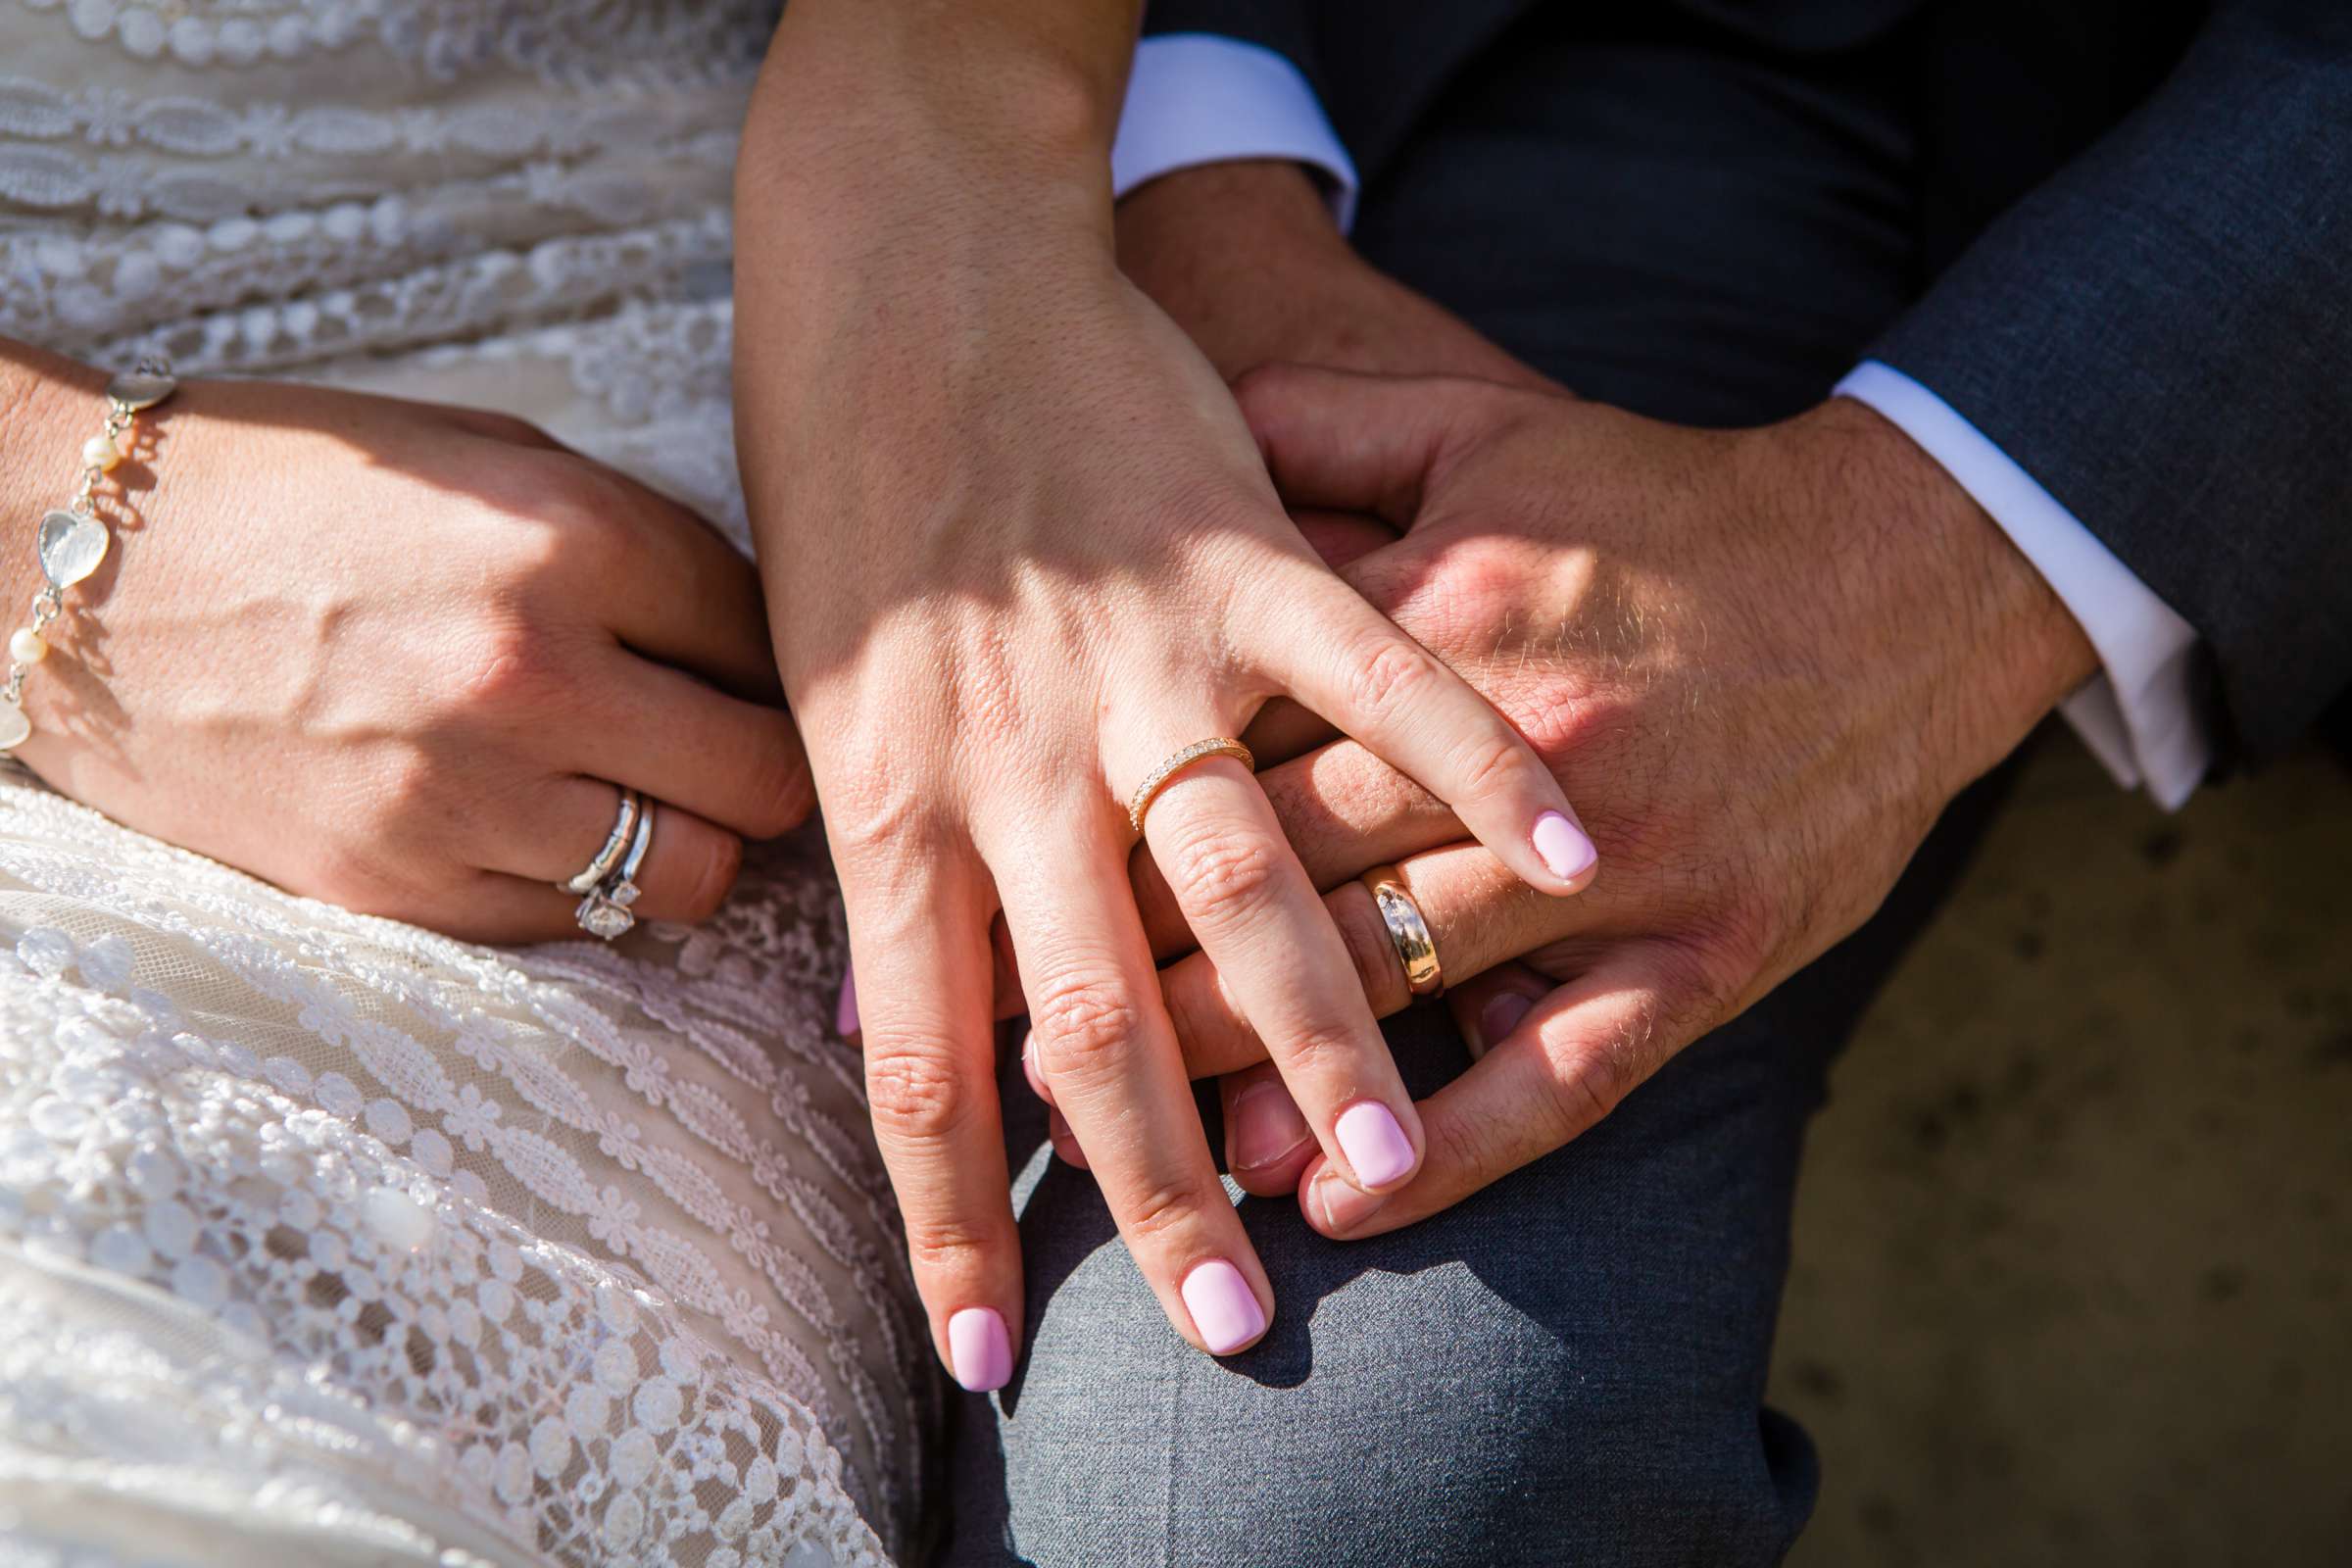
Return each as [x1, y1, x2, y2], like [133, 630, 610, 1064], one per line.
[0, 4, 935, 1563]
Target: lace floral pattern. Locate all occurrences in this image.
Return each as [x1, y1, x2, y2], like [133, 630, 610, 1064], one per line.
[10, 1, 775, 87]
[0, 781, 931, 1564]
[0, 8, 935, 1556]
[1, 0, 757, 430]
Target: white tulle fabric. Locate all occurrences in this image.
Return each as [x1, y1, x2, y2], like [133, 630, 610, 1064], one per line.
[0, 3, 936, 1563]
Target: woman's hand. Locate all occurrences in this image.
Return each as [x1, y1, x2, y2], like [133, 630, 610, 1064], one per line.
[735, 7, 1592, 1383]
[0, 347, 809, 943]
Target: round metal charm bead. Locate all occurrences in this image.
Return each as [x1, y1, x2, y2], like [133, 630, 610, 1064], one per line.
[105, 368, 178, 412]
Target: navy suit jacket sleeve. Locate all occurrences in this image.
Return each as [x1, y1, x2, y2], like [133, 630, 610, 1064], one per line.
[1873, 1, 2352, 759]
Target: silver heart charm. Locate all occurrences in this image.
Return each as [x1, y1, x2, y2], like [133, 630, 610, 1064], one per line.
[37, 510, 108, 590]
[105, 369, 176, 412]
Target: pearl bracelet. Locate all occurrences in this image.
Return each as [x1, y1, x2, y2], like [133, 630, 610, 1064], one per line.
[0, 360, 176, 756]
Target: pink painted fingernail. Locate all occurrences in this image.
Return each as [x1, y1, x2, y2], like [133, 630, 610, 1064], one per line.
[1022, 1031, 1050, 1102]
[1334, 1101, 1416, 1188]
[948, 1306, 1012, 1393]
[1533, 810, 1597, 882]
[1311, 1167, 1386, 1236]
[1475, 992, 1536, 1059]
[1180, 1259, 1267, 1354]
[835, 965, 859, 1037]
[1230, 1081, 1312, 1171]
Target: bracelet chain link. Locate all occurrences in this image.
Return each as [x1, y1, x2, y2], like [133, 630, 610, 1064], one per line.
[1, 358, 175, 755]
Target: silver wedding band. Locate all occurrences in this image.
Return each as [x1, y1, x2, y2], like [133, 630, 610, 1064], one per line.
[607, 797, 655, 908]
[562, 786, 644, 895]
[566, 786, 657, 941]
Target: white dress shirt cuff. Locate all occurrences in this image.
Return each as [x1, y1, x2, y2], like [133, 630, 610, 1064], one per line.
[1834, 360, 2210, 810]
[1111, 33, 1360, 231]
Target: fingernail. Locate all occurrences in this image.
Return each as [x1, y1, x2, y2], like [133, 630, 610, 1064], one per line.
[1333, 1101, 1416, 1189]
[1022, 1031, 1049, 1102]
[1180, 1259, 1267, 1354]
[1311, 1167, 1386, 1236]
[948, 1306, 1012, 1393]
[1230, 1081, 1311, 1171]
[1533, 811, 1597, 882]
[1475, 992, 1536, 1059]
[835, 965, 859, 1037]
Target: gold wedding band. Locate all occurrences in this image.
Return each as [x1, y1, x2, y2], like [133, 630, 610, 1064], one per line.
[1362, 862, 1444, 997]
[1127, 738, 1254, 834]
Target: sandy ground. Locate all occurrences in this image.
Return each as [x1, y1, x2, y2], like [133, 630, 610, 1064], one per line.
[1775, 735, 2352, 1567]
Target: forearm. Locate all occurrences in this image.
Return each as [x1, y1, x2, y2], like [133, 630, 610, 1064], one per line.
[1114, 162, 1343, 368]
[738, 0, 1141, 252]
[1114, 161, 1540, 387]
[731, 1, 1152, 578]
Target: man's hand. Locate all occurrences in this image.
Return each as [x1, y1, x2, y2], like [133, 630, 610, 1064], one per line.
[1116, 161, 1550, 391]
[1146, 367, 2098, 1231]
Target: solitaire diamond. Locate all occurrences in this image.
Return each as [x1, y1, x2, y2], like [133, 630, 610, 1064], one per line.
[575, 894, 634, 941]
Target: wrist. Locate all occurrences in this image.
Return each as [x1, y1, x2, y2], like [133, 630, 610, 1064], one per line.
[1758, 399, 2098, 789]
[1117, 158, 1339, 244]
[0, 346, 105, 613]
[1115, 161, 1341, 371]
[742, 5, 1130, 250]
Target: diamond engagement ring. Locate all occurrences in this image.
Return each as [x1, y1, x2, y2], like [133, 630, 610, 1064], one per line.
[1127, 738, 1254, 835]
[575, 798, 656, 941]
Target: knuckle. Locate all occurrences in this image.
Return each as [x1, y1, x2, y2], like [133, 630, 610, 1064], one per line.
[1541, 1036, 1630, 1136]
[1230, 361, 1309, 421]
[736, 738, 814, 840]
[1114, 1173, 1216, 1246]
[1537, 986, 1682, 1140]
[1382, 537, 1525, 650]
[1452, 725, 1532, 807]
[1511, 692, 1586, 768]
[1266, 1021, 1363, 1080]
[312, 843, 398, 910]
[1343, 635, 1442, 721]
[1163, 827, 1282, 930]
[365, 742, 444, 821]
[862, 1045, 973, 1144]
[1421, 1098, 1515, 1192]
[525, 467, 635, 569]
[679, 831, 743, 920]
[903, 1217, 1000, 1279]
[1029, 973, 1146, 1081]
[1654, 929, 1752, 1018]
[816, 751, 926, 869]
[453, 619, 572, 714]
[1157, 962, 1235, 1072]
